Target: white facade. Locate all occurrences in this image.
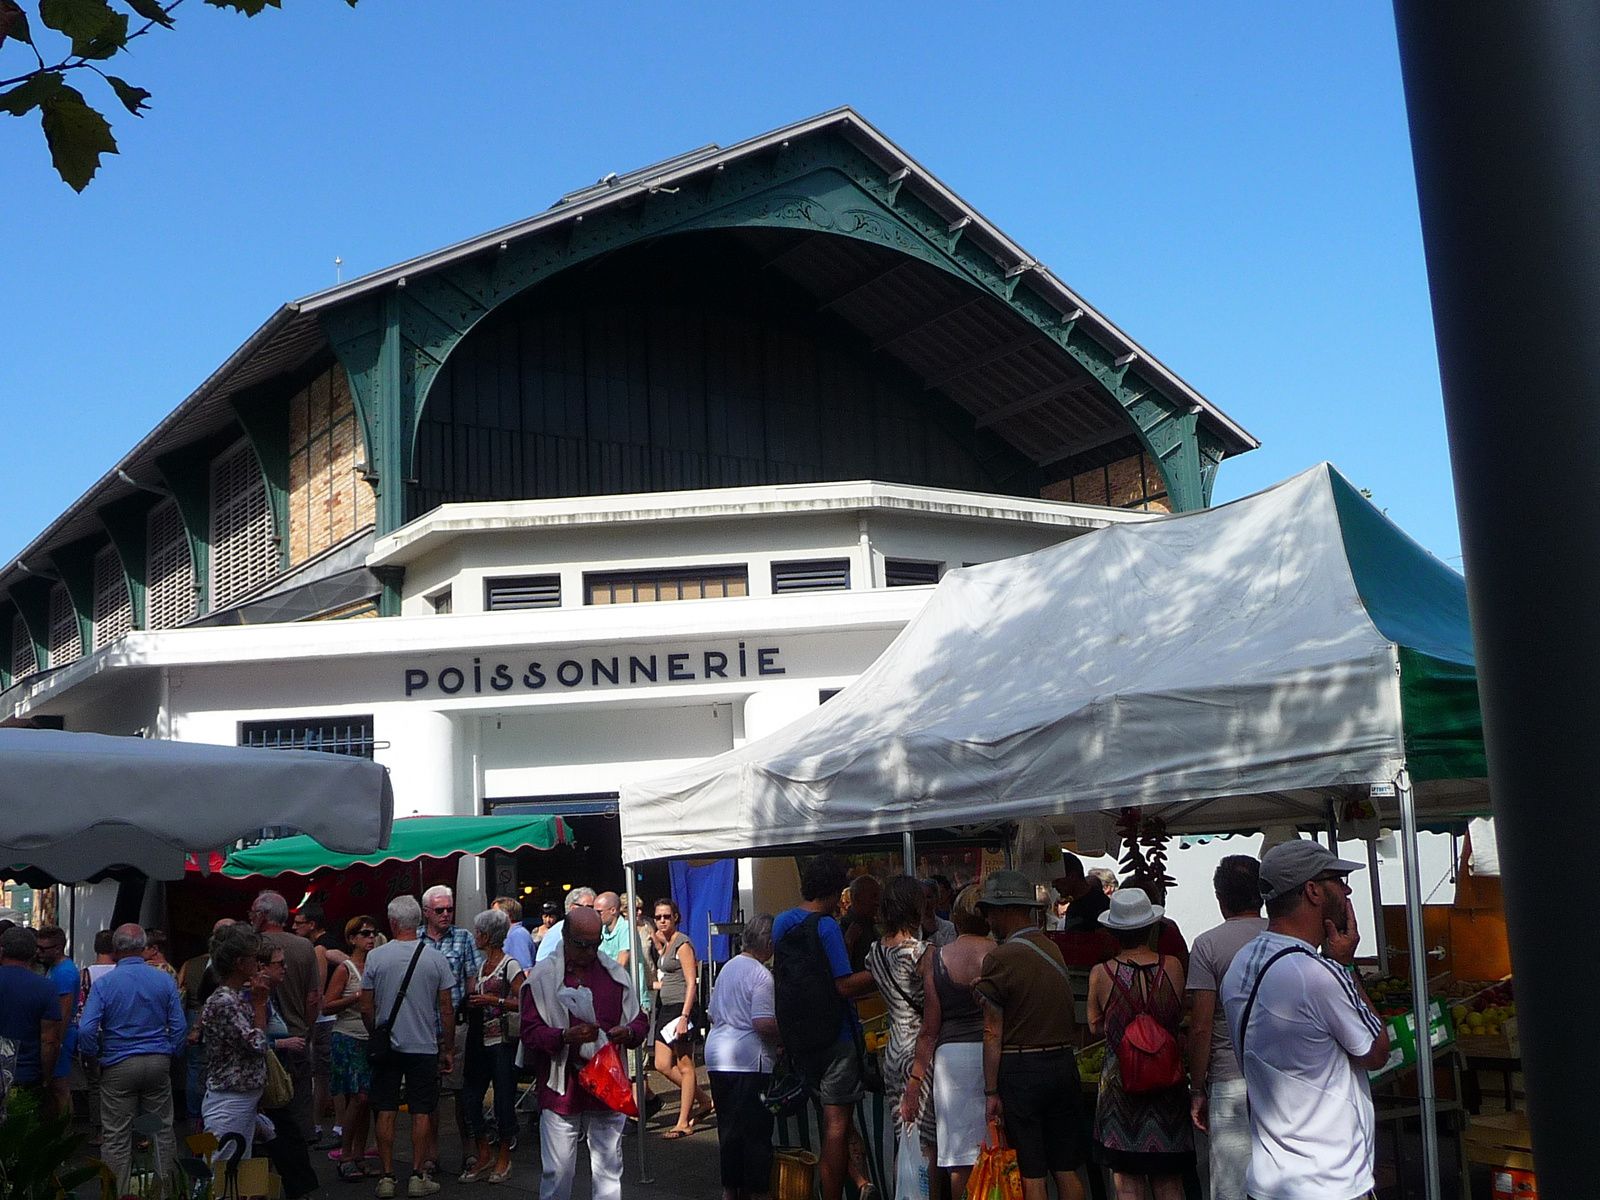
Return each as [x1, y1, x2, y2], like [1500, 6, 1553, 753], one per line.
[9, 482, 1146, 913]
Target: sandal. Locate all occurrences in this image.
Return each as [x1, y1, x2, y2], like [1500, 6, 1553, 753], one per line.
[661, 1128, 690, 1140]
[339, 1161, 365, 1183]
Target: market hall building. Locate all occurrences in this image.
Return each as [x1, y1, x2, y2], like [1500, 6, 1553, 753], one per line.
[0, 108, 1255, 914]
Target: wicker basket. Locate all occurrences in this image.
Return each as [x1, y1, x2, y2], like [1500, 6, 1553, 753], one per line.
[771, 1147, 819, 1200]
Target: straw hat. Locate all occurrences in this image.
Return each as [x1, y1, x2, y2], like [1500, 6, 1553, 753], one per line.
[1098, 887, 1164, 931]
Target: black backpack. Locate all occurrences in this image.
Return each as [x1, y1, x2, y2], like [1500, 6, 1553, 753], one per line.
[773, 911, 849, 1058]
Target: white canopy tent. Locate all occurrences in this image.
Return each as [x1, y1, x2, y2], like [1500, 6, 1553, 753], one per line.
[0, 729, 395, 882]
[623, 464, 1488, 1200]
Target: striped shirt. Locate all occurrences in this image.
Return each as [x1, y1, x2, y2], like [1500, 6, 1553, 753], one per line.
[1220, 931, 1383, 1200]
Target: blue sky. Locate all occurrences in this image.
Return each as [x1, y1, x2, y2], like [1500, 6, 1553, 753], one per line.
[1, 3, 1461, 565]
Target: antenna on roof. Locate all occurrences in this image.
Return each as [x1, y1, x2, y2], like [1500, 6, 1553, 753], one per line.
[334, 256, 344, 284]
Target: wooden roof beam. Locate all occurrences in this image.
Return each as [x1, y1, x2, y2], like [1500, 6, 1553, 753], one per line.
[870, 295, 986, 352]
[1038, 426, 1142, 469]
[973, 380, 1093, 429]
[923, 332, 1041, 389]
[817, 258, 920, 312]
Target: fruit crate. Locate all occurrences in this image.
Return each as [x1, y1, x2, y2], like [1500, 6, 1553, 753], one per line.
[1465, 1111, 1534, 1171]
[1368, 999, 1455, 1082]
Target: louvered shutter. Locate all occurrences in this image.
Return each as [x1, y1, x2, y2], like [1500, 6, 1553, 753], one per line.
[92, 544, 133, 646]
[10, 612, 36, 680]
[47, 583, 80, 667]
[210, 440, 277, 609]
[146, 499, 196, 630]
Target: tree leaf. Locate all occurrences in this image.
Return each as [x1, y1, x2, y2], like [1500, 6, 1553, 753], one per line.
[203, 0, 282, 14]
[39, 82, 118, 191]
[0, 0, 33, 46]
[0, 71, 63, 117]
[105, 74, 150, 115]
[120, 0, 175, 26]
[38, 0, 129, 58]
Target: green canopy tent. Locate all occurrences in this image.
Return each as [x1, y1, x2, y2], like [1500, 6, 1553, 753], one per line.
[223, 814, 570, 877]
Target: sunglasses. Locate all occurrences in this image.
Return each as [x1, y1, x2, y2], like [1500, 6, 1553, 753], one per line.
[354, 928, 377, 937]
[654, 913, 675, 921]
[566, 937, 601, 950]
[430, 906, 454, 914]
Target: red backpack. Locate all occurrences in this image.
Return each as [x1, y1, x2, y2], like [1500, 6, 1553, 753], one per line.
[1111, 960, 1184, 1094]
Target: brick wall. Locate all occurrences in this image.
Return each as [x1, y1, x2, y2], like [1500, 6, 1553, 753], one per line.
[287, 366, 376, 565]
[1042, 451, 1172, 512]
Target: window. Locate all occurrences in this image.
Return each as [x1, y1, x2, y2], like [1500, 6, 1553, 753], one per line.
[1049, 451, 1171, 512]
[884, 559, 941, 587]
[145, 499, 196, 630]
[211, 439, 277, 609]
[92, 544, 132, 647]
[429, 587, 454, 615]
[241, 715, 376, 758]
[772, 558, 851, 594]
[10, 612, 35, 681]
[484, 575, 560, 611]
[585, 565, 748, 606]
[47, 583, 80, 668]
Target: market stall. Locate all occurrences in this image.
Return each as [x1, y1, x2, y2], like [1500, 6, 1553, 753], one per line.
[622, 463, 1493, 1200]
[0, 728, 395, 882]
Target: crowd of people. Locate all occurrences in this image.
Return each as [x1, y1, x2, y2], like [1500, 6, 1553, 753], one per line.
[0, 835, 1393, 1200]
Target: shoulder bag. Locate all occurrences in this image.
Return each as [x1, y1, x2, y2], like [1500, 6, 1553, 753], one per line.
[368, 941, 427, 1066]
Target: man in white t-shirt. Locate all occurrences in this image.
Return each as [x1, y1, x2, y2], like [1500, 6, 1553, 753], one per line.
[1220, 840, 1391, 1200]
[1187, 855, 1269, 1200]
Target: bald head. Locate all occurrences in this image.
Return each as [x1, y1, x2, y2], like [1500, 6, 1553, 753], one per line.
[595, 892, 621, 929]
[565, 905, 602, 940]
[213, 917, 236, 934]
[112, 923, 147, 959]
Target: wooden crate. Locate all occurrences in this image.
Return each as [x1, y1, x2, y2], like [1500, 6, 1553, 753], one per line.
[1466, 1111, 1535, 1171]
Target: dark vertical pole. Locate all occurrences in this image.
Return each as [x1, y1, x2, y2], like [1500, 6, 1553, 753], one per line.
[1391, 5, 1600, 1196]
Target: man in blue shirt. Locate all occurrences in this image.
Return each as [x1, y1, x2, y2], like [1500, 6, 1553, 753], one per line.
[35, 925, 78, 1120]
[78, 923, 187, 1191]
[772, 856, 876, 1200]
[493, 897, 535, 971]
[0, 926, 62, 1107]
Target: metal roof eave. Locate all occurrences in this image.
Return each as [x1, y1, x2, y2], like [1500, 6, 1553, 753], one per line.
[0, 108, 1257, 597]
[293, 106, 1256, 455]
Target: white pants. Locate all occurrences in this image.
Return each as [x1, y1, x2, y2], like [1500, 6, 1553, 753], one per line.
[1207, 1077, 1251, 1200]
[538, 1108, 626, 1200]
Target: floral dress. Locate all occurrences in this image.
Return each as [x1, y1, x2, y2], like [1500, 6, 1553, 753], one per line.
[1093, 958, 1193, 1173]
[866, 936, 935, 1147]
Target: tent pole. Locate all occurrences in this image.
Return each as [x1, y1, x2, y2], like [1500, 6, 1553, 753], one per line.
[902, 831, 916, 876]
[1325, 799, 1339, 852]
[625, 865, 651, 1184]
[1397, 775, 1441, 1200]
[1367, 837, 1389, 977]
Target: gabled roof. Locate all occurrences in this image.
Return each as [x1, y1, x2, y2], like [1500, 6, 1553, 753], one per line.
[0, 107, 1255, 596]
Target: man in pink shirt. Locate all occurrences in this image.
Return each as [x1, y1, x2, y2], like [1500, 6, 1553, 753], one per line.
[521, 905, 647, 1200]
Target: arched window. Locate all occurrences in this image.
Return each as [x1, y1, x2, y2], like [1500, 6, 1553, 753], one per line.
[210, 439, 276, 609]
[92, 543, 132, 647]
[146, 499, 196, 630]
[10, 612, 36, 681]
[47, 582, 80, 668]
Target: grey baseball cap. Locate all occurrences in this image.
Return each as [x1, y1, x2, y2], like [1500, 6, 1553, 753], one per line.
[1259, 839, 1365, 903]
[976, 869, 1043, 910]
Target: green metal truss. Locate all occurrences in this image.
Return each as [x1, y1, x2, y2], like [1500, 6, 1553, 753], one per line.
[10, 576, 51, 672]
[99, 491, 159, 631]
[323, 135, 1217, 536]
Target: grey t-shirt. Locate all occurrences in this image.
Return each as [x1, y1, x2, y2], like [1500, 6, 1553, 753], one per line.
[1186, 915, 1269, 1084]
[360, 938, 454, 1056]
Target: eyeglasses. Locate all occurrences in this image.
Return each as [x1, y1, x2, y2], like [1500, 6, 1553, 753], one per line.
[430, 906, 454, 914]
[654, 913, 675, 922]
[566, 937, 601, 950]
[354, 928, 377, 937]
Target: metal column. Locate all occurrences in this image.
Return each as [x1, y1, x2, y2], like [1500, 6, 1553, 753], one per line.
[625, 867, 651, 1184]
[1366, 837, 1390, 977]
[902, 830, 917, 876]
[1397, 775, 1440, 1200]
[1392, 5, 1600, 1195]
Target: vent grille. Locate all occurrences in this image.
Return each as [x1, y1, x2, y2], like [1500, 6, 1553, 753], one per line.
[772, 558, 851, 593]
[211, 439, 277, 609]
[485, 575, 561, 611]
[92, 544, 133, 647]
[884, 559, 941, 588]
[47, 583, 80, 668]
[146, 499, 196, 630]
[241, 715, 376, 758]
[10, 612, 35, 681]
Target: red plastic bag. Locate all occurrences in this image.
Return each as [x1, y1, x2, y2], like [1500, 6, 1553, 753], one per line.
[968, 1122, 1022, 1200]
[576, 1042, 639, 1117]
